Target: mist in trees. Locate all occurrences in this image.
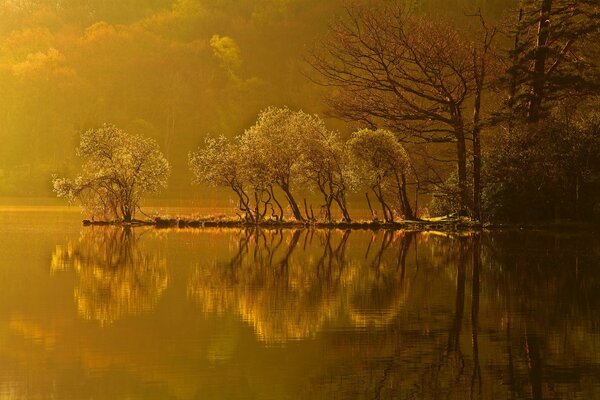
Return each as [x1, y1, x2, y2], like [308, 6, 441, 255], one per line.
[3, 0, 599, 223]
[0, 0, 513, 198]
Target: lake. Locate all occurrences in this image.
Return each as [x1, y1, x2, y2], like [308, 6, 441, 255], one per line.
[0, 207, 599, 399]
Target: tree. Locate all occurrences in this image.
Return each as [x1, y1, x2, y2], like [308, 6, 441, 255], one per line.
[53, 124, 170, 222]
[308, 4, 497, 217]
[298, 118, 355, 222]
[241, 106, 314, 222]
[483, 114, 600, 222]
[505, 0, 600, 122]
[189, 135, 271, 222]
[190, 108, 356, 223]
[347, 129, 415, 222]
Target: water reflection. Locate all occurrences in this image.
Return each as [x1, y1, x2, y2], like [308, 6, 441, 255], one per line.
[32, 225, 600, 398]
[188, 229, 415, 344]
[51, 227, 168, 325]
[308, 232, 600, 400]
[482, 233, 600, 400]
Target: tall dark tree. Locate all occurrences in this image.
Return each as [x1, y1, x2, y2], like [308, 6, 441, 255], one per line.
[308, 4, 496, 218]
[506, 0, 600, 122]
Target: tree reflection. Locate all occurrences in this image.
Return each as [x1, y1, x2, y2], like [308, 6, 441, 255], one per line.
[188, 229, 416, 344]
[347, 230, 413, 327]
[51, 227, 168, 326]
[483, 232, 600, 400]
[32, 228, 600, 398]
[302, 231, 600, 399]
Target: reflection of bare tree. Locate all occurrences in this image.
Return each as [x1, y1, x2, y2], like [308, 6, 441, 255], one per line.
[188, 229, 416, 344]
[51, 227, 168, 326]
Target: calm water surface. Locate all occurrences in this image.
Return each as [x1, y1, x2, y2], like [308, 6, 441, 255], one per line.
[0, 208, 599, 399]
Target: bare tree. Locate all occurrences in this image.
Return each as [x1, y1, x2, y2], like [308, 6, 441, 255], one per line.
[308, 4, 496, 217]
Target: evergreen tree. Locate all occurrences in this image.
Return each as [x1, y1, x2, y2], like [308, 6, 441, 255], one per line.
[505, 0, 600, 122]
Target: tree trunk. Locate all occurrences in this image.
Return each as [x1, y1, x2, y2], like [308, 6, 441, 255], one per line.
[472, 132, 482, 221]
[528, 0, 553, 122]
[472, 83, 483, 221]
[254, 191, 261, 223]
[303, 198, 313, 221]
[456, 128, 470, 216]
[508, 8, 524, 111]
[281, 184, 305, 221]
[373, 184, 393, 223]
[318, 183, 332, 221]
[400, 173, 415, 220]
[269, 186, 284, 221]
[334, 196, 352, 222]
[123, 209, 132, 223]
[366, 192, 376, 220]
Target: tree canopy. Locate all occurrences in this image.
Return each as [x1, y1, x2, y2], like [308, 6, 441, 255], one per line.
[53, 124, 170, 221]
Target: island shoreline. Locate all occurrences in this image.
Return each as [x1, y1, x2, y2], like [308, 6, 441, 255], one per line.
[81, 217, 600, 232]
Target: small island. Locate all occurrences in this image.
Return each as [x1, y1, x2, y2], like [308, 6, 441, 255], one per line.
[56, 110, 599, 232]
[51, 3, 600, 231]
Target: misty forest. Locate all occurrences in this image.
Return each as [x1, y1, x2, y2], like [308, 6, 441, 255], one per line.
[0, 0, 596, 223]
[1, 1, 600, 400]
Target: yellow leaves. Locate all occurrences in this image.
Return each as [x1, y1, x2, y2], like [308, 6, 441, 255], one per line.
[0, 27, 54, 55]
[11, 47, 75, 80]
[210, 34, 242, 73]
[173, 0, 206, 17]
[83, 21, 117, 43]
[250, 0, 293, 25]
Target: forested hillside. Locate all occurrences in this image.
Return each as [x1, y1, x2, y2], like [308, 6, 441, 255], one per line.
[0, 0, 513, 197]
